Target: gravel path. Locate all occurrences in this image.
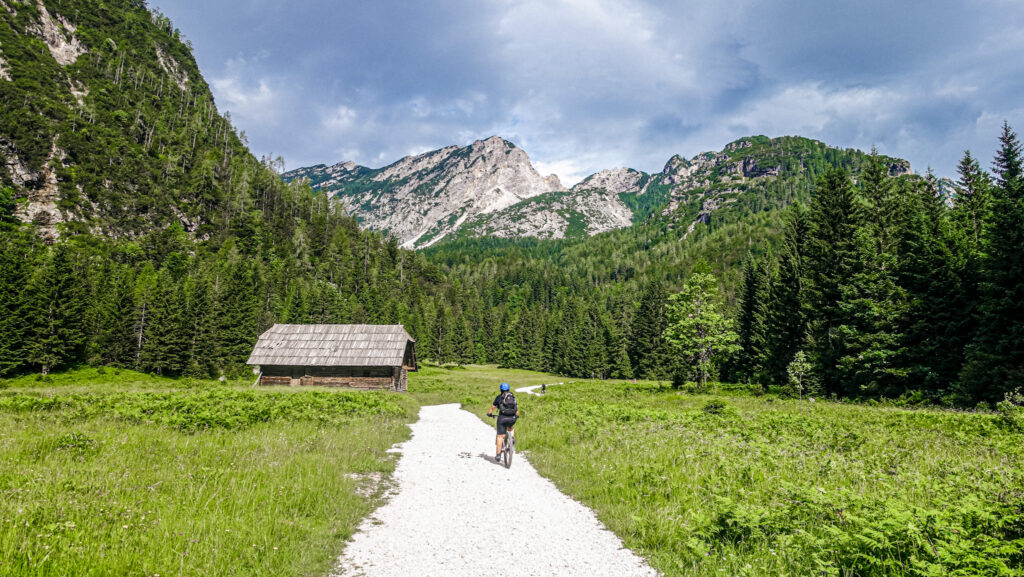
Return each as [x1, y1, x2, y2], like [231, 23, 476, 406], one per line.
[331, 403, 659, 577]
[515, 383, 562, 396]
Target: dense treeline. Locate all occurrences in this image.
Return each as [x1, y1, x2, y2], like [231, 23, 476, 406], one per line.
[731, 125, 1024, 404]
[0, 178, 443, 377]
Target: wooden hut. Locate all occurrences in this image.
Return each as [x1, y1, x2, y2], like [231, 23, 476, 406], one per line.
[246, 324, 416, 391]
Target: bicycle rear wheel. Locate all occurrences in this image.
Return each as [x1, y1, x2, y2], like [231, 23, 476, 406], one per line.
[504, 433, 514, 468]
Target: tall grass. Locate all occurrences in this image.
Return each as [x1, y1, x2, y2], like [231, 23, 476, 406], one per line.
[516, 380, 1024, 576]
[0, 373, 416, 577]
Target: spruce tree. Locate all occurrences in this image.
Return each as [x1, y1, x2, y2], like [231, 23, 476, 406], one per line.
[22, 244, 87, 374]
[767, 204, 810, 386]
[185, 274, 218, 377]
[836, 225, 906, 396]
[953, 150, 991, 251]
[897, 177, 970, 394]
[734, 253, 772, 385]
[805, 168, 863, 396]
[91, 264, 137, 367]
[630, 279, 669, 379]
[140, 273, 189, 375]
[961, 123, 1024, 402]
[0, 230, 36, 375]
[216, 260, 260, 371]
[833, 156, 907, 396]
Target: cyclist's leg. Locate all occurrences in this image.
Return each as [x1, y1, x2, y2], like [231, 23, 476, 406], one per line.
[495, 419, 506, 455]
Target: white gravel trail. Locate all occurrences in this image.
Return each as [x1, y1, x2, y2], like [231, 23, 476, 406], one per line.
[515, 383, 562, 396]
[331, 403, 659, 577]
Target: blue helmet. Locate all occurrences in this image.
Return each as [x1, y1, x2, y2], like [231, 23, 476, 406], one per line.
[500, 382, 510, 391]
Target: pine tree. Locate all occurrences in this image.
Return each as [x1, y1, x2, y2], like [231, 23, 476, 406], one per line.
[961, 122, 1024, 402]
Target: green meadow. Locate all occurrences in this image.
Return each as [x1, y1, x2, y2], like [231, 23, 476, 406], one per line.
[0, 370, 416, 577]
[1, 366, 1022, 576]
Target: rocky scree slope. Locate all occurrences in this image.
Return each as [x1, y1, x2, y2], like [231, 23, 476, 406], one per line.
[458, 167, 651, 240]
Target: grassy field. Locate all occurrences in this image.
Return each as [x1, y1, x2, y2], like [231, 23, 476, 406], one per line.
[516, 381, 1024, 577]
[2, 365, 1022, 576]
[0, 369, 419, 577]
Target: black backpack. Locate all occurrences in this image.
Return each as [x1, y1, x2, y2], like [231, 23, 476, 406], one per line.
[498, 392, 518, 416]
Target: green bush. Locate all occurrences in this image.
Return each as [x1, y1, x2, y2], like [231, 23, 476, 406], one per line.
[997, 389, 1024, 431]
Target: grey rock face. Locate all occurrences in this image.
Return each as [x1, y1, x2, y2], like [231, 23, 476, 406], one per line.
[287, 136, 566, 248]
[573, 167, 646, 195]
[29, 1, 86, 67]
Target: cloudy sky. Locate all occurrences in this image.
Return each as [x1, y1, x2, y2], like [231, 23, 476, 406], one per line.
[157, 0, 1024, 185]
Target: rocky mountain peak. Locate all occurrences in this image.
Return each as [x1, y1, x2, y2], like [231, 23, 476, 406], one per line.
[573, 167, 645, 194]
[284, 135, 565, 248]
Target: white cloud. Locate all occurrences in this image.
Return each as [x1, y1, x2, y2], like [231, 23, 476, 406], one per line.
[323, 105, 358, 131]
[209, 56, 283, 126]
[534, 159, 588, 187]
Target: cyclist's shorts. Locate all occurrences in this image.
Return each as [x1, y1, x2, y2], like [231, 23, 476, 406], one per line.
[496, 415, 517, 436]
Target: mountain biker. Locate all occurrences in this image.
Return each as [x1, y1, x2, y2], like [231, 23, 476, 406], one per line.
[487, 382, 519, 462]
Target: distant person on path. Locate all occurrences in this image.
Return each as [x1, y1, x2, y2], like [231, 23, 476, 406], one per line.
[542, 383, 547, 393]
[487, 382, 519, 461]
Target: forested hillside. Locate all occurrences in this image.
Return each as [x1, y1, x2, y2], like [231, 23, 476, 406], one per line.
[0, 0, 443, 377]
[419, 131, 1023, 406]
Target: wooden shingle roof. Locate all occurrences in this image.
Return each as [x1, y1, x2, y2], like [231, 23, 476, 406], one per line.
[246, 324, 415, 367]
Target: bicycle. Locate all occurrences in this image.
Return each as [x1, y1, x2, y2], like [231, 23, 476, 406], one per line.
[488, 414, 515, 468]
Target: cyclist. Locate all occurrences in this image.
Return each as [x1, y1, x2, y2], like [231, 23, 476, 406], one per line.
[487, 382, 519, 461]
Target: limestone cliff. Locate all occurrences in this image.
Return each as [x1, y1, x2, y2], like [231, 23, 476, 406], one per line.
[286, 136, 566, 248]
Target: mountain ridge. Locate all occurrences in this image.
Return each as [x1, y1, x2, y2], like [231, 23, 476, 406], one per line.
[285, 135, 565, 248]
[287, 134, 915, 248]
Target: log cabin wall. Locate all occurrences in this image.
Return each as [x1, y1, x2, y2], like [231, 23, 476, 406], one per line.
[259, 365, 401, 390]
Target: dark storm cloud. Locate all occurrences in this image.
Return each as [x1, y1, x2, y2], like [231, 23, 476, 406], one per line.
[157, 0, 1024, 184]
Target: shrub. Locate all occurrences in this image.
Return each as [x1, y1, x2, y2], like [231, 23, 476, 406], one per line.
[702, 400, 729, 415]
[997, 388, 1024, 431]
